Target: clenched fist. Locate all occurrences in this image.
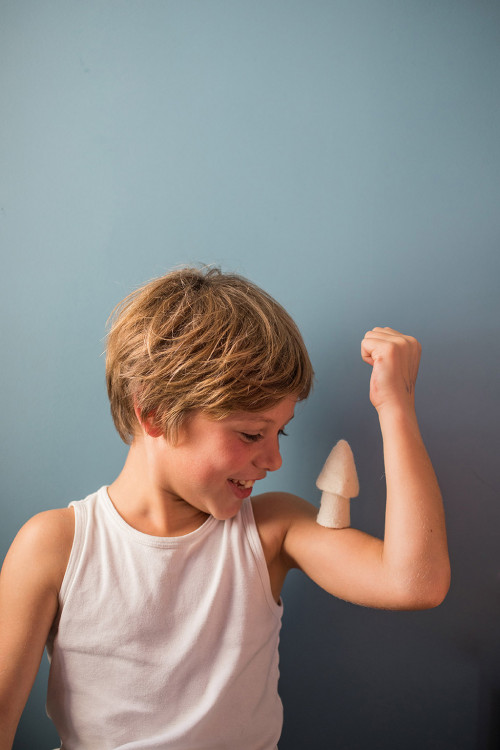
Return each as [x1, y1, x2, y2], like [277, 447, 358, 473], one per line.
[361, 327, 421, 413]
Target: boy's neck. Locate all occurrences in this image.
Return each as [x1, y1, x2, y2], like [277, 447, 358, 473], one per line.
[107, 441, 210, 538]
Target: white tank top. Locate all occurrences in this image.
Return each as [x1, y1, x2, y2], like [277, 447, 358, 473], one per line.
[46, 487, 283, 749]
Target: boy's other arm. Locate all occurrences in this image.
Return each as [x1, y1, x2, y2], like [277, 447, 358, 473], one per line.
[261, 328, 450, 610]
[0, 508, 74, 749]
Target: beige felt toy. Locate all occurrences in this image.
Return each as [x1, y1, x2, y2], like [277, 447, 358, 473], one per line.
[316, 439, 359, 528]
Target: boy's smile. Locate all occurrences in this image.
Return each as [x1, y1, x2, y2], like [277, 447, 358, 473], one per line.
[227, 477, 257, 499]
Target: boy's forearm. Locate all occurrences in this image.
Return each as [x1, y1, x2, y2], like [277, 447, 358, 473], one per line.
[378, 404, 450, 607]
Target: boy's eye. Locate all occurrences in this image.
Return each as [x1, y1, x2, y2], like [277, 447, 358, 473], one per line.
[240, 432, 263, 442]
[240, 430, 288, 442]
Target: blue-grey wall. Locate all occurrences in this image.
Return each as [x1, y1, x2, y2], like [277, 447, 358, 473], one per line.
[1, 2, 499, 748]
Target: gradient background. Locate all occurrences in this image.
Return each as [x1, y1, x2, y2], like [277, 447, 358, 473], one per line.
[1, 2, 499, 748]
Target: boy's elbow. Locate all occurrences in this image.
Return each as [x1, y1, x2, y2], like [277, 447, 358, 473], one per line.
[415, 577, 450, 610]
[429, 564, 451, 608]
[427, 556, 451, 608]
[394, 563, 451, 610]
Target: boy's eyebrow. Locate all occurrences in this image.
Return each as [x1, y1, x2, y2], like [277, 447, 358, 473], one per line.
[235, 415, 295, 424]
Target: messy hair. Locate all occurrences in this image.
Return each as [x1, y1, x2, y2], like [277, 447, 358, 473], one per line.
[106, 266, 313, 443]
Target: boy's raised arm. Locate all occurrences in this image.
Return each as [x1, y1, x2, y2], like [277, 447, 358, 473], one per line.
[0, 509, 73, 749]
[280, 327, 450, 610]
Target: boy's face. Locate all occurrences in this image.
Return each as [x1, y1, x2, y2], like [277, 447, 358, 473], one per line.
[152, 396, 297, 521]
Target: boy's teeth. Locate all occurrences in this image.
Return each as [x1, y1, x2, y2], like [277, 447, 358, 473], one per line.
[230, 479, 255, 488]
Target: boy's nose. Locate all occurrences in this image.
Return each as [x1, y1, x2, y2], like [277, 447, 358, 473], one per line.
[254, 440, 282, 472]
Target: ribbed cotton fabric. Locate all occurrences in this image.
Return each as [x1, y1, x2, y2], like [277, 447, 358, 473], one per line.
[46, 487, 283, 750]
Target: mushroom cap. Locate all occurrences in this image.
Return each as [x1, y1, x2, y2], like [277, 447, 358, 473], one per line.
[316, 439, 359, 498]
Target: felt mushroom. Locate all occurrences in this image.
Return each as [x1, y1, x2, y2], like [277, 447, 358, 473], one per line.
[316, 439, 359, 529]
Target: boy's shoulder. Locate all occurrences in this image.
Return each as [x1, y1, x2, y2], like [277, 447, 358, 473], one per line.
[17, 506, 75, 546]
[252, 492, 318, 533]
[251, 491, 317, 558]
[2, 507, 75, 594]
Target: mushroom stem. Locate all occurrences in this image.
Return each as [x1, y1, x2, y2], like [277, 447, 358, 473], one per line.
[316, 492, 350, 529]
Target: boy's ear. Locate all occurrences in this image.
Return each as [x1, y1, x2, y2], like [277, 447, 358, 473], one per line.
[133, 404, 164, 438]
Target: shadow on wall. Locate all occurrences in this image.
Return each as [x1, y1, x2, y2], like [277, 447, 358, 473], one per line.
[476, 682, 500, 750]
[278, 574, 479, 750]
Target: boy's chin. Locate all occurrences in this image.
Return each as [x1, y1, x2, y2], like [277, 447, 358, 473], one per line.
[210, 502, 244, 522]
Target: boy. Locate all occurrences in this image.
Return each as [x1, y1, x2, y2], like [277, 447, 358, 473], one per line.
[0, 266, 450, 749]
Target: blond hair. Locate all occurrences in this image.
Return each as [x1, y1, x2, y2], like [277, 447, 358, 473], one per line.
[106, 266, 313, 443]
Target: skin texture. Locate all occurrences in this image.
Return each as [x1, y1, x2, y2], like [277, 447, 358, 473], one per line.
[0, 327, 450, 748]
